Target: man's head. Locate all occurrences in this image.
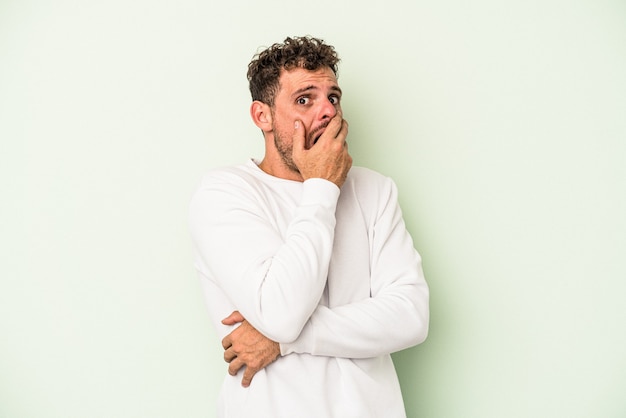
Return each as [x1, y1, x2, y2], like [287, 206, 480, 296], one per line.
[248, 36, 347, 182]
[247, 36, 340, 107]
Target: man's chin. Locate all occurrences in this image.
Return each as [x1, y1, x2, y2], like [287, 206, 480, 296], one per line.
[306, 133, 323, 149]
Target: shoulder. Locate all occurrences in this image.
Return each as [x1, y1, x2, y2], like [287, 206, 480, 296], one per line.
[193, 163, 272, 199]
[340, 166, 401, 217]
[190, 163, 264, 212]
[198, 163, 255, 186]
[347, 166, 389, 180]
[344, 166, 397, 195]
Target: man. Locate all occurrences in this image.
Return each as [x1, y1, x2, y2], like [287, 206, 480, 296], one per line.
[189, 36, 429, 417]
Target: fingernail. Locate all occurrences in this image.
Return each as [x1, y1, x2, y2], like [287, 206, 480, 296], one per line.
[294, 120, 300, 129]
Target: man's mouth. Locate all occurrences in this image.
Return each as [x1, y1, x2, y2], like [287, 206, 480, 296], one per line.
[310, 124, 328, 146]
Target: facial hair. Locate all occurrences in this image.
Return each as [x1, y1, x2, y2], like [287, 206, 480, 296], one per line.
[273, 126, 300, 175]
[272, 120, 330, 175]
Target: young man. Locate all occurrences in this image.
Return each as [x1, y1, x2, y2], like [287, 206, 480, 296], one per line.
[189, 36, 429, 417]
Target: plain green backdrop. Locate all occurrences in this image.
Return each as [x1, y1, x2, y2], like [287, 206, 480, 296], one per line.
[1, 0, 625, 417]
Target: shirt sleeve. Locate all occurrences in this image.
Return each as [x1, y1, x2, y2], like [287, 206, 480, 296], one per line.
[189, 171, 341, 343]
[280, 177, 430, 358]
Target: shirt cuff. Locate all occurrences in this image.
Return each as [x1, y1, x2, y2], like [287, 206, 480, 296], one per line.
[300, 178, 340, 211]
[280, 319, 314, 356]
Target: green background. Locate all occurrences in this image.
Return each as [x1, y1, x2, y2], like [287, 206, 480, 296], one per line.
[1, 0, 625, 416]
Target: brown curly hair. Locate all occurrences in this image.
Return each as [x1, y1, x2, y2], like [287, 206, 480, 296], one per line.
[247, 36, 340, 106]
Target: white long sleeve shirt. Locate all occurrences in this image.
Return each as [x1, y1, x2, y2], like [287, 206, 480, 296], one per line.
[189, 159, 429, 418]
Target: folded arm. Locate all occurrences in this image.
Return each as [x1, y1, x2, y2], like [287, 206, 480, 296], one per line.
[221, 175, 429, 368]
[190, 172, 341, 343]
[281, 176, 429, 358]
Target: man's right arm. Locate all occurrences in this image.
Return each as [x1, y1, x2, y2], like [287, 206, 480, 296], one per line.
[190, 113, 351, 343]
[190, 173, 339, 343]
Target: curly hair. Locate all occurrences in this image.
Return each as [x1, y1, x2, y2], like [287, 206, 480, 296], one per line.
[247, 36, 340, 106]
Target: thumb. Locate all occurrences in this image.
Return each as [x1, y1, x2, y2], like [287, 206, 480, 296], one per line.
[221, 310, 245, 325]
[292, 120, 306, 152]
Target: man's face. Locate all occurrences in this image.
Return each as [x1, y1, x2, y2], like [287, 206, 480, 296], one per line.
[269, 66, 343, 173]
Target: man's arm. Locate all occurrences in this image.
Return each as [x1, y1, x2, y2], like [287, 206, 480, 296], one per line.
[221, 174, 429, 384]
[189, 114, 351, 343]
[281, 175, 429, 358]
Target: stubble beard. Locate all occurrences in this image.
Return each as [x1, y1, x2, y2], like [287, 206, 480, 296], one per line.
[271, 116, 332, 179]
[272, 121, 329, 175]
[273, 129, 300, 175]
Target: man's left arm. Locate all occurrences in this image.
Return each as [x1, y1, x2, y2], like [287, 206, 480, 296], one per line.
[280, 177, 429, 358]
[223, 177, 429, 378]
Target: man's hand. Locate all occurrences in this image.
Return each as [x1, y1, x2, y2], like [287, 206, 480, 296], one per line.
[221, 311, 281, 388]
[292, 112, 352, 188]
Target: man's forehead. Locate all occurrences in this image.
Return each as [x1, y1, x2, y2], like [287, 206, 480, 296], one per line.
[279, 67, 339, 90]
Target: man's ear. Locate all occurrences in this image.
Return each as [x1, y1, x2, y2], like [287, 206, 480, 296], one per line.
[250, 101, 273, 132]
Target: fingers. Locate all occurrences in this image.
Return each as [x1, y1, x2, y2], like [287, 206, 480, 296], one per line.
[221, 334, 231, 350]
[227, 358, 259, 388]
[331, 111, 346, 140]
[227, 356, 245, 377]
[221, 319, 243, 350]
[292, 119, 305, 151]
[315, 112, 345, 145]
[224, 345, 254, 387]
[337, 118, 348, 141]
[223, 345, 237, 363]
[241, 366, 258, 388]
[220, 319, 281, 389]
[221, 311, 245, 350]
[223, 341, 260, 388]
[291, 113, 351, 187]
[221, 310, 245, 326]
[330, 118, 349, 152]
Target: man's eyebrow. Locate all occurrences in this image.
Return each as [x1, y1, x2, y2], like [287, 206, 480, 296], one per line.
[330, 86, 343, 95]
[292, 85, 317, 97]
[292, 85, 343, 97]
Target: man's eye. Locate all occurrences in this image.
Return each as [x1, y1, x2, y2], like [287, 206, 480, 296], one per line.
[329, 95, 340, 105]
[297, 97, 310, 105]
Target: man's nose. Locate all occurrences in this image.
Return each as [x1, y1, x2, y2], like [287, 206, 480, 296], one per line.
[320, 98, 338, 120]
